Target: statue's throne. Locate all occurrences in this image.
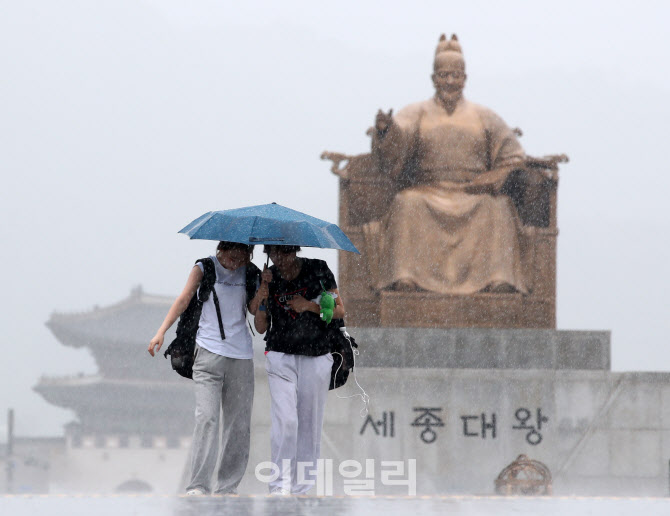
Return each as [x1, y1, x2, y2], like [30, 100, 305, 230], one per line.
[322, 149, 567, 329]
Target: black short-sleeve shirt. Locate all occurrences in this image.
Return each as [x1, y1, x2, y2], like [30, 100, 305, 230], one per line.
[265, 258, 337, 356]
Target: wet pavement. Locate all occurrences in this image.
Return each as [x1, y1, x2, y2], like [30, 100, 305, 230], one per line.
[2, 494, 670, 516]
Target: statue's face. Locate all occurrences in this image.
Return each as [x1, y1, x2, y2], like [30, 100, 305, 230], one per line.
[432, 53, 466, 104]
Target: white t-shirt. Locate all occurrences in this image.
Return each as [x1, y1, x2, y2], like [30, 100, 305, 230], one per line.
[195, 257, 253, 359]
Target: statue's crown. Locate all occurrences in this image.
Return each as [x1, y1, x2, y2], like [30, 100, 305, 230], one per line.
[435, 33, 462, 55]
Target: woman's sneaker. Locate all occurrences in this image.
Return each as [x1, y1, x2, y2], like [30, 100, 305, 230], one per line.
[186, 488, 205, 496]
[269, 488, 291, 496]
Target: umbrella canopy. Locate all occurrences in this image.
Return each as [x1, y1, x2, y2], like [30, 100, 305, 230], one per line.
[178, 203, 360, 254]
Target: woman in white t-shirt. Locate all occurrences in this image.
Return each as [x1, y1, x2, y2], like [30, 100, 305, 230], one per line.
[148, 241, 262, 495]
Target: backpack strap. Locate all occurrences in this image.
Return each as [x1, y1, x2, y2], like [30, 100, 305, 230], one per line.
[196, 258, 216, 301]
[197, 258, 226, 341]
[210, 286, 226, 341]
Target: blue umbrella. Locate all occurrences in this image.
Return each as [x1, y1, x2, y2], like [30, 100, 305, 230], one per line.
[178, 203, 360, 254]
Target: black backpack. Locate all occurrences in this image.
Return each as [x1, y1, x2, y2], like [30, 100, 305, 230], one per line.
[164, 258, 260, 379]
[327, 321, 358, 390]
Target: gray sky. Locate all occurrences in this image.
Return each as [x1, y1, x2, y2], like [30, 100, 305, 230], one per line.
[1, 1, 669, 438]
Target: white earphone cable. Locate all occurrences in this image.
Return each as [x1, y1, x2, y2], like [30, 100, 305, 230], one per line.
[332, 327, 370, 417]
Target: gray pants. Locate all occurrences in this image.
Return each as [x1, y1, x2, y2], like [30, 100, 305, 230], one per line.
[265, 351, 333, 494]
[186, 345, 254, 494]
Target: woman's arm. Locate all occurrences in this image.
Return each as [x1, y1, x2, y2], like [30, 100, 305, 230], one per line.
[253, 266, 271, 334]
[248, 287, 263, 316]
[286, 288, 345, 319]
[148, 265, 203, 356]
[254, 303, 269, 334]
[330, 288, 345, 320]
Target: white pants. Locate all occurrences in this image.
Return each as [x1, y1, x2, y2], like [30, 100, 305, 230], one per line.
[265, 351, 333, 494]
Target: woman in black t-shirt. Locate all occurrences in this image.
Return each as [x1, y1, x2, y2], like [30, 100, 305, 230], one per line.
[254, 245, 345, 495]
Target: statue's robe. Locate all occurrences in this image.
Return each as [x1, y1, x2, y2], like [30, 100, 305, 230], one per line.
[364, 96, 532, 294]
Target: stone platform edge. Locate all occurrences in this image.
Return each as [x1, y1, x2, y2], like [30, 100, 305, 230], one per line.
[347, 327, 611, 371]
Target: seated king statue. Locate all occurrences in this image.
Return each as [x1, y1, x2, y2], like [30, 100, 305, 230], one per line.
[363, 34, 533, 295]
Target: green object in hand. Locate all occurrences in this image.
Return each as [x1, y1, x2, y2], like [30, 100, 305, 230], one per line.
[319, 291, 335, 324]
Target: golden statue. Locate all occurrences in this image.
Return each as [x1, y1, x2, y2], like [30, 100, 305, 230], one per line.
[367, 34, 533, 294]
[323, 34, 566, 328]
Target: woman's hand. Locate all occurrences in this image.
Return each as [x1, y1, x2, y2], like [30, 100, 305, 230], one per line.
[253, 268, 271, 333]
[259, 265, 271, 299]
[258, 281, 269, 300]
[148, 332, 164, 357]
[287, 295, 318, 314]
[261, 265, 273, 285]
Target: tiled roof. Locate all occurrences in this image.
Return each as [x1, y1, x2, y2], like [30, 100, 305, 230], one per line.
[46, 287, 175, 349]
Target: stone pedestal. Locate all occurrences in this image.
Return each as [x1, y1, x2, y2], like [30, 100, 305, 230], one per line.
[349, 328, 611, 370]
[235, 328, 670, 497]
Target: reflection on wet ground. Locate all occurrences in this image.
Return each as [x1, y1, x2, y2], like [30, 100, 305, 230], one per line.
[2, 494, 670, 516]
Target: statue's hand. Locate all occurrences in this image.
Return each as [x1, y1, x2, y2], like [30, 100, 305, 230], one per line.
[375, 109, 394, 135]
[464, 182, 497, 195]
[465, 167, 516, 196]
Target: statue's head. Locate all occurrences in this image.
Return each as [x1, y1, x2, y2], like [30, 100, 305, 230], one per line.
[432, 34, 466, 105]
